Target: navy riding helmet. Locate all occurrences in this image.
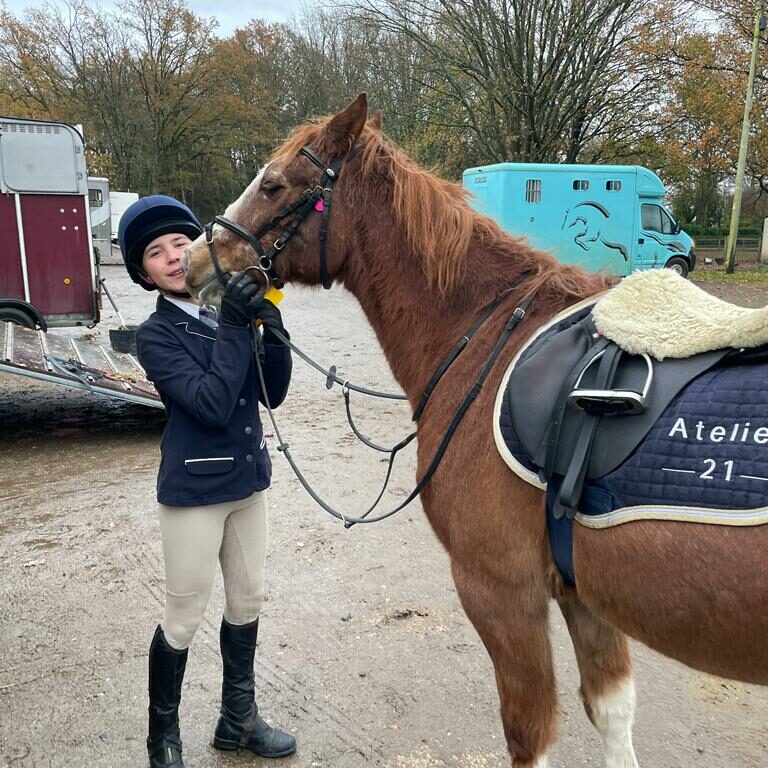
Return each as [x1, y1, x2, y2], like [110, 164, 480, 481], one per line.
[118, 195, 203, 290]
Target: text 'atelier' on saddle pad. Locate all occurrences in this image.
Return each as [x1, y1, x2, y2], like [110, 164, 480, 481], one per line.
[573, 361, 768, 526]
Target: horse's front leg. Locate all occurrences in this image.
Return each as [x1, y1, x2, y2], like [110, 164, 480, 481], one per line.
[557, 588, 639, 768]
[451, 559, 557, 767]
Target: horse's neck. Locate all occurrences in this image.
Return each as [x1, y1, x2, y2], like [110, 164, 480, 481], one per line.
[338, 180, 609, 403]
[342, 241, 495, 405]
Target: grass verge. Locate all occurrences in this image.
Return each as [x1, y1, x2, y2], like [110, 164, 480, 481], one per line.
[692, 265, 768, 283]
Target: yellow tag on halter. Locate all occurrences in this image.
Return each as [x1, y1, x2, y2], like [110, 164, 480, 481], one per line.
[254, 285, 284, 327]
[263, 285, 284, 305]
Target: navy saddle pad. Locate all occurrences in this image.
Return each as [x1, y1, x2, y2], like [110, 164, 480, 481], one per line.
[579, 359, 768, 513]
[500, 353, 768, 513]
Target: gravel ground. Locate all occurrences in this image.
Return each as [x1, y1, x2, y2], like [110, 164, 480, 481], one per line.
[0, 264, 767, 768]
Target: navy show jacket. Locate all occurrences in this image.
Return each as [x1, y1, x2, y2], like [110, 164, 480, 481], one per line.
[136, 297, 292, 507]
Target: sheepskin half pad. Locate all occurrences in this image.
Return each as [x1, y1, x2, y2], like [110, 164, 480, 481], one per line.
[592, 269, 768, 360]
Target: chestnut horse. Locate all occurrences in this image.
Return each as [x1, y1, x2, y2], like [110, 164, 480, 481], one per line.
[183, 95, 768, 767]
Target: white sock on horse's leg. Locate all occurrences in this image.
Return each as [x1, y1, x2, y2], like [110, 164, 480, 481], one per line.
[590, 676, 639, 768]
[531, 755, 549, 767]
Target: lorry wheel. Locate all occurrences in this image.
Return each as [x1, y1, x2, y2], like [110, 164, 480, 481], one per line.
[664, 256, 689, 278]
[0, 308, 37, 329]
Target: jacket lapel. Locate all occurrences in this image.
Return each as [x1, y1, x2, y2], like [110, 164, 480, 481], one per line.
[155, 297, 217, 367]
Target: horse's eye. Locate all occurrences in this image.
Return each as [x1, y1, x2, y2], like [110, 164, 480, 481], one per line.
[262, 182, 284, 196]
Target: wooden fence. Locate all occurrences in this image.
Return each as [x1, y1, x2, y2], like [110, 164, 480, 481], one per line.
[694, 236, 761, 253]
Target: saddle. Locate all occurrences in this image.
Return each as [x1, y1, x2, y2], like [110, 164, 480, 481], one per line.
[494, 272, 768, 586]
[504, 309, 729, 518]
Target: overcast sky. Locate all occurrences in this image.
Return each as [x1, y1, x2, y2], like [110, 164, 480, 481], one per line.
[1, 0, 305, 33]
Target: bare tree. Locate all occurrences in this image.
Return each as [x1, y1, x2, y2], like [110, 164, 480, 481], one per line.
[346, 0, 660, 164]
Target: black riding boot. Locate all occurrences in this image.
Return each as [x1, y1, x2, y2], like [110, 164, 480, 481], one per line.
[213, 617, 297, 758]
[147, 625, 188, 768]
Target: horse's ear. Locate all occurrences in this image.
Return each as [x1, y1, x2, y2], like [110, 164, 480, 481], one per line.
[327, 93, 368, 147]
[369, 110, 383, 132]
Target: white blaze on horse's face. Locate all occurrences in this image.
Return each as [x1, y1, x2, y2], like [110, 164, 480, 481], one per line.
[182, 230, 214, 300]
[180, 233, 204, 274]
[224, 163, 267, 221]
[225, 159, 292, 221]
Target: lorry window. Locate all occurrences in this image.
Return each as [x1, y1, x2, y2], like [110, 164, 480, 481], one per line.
[606, 180, 622, 191]
[660, 208, 675, 234]
[572, 180, 589, 190]
[641, 204, 661, 232]
[88, 188, 103, 207]
[641, 204, 675, 234]
[525, 179, 542, 203]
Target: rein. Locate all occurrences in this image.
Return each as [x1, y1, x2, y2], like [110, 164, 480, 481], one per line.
[254, 284, 535, 527]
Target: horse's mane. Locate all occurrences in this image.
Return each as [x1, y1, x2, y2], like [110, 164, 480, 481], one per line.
[275, 118, 612, 301]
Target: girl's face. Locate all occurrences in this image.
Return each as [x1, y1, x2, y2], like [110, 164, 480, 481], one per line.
[141, 232, 193, 294]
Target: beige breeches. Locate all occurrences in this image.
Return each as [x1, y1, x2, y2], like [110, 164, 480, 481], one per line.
[157, 490, 268, 650]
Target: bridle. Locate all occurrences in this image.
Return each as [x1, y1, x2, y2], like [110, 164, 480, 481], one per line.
[200, 144, 361, 298]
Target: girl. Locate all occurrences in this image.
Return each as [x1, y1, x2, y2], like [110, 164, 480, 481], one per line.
[119, 195, 296, 767]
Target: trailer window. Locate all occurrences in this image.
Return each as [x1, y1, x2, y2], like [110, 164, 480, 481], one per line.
[89, 189, 103, 207]
[525, 179, 542, 203]
[572, 180, 589, 191]
[606, 180, 622, 191]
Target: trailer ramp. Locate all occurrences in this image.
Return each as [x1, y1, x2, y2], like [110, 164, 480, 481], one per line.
[0, 321, 161, 408]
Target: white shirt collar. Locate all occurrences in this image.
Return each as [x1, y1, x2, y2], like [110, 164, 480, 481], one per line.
[163, 295, 199, 319]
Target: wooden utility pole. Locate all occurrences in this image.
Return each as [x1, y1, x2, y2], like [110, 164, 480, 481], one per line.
[724, 3, 766, 273]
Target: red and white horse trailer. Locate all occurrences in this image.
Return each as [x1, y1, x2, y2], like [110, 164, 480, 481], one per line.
[0, 116, 100, 330]
[0, 116, 159, 407]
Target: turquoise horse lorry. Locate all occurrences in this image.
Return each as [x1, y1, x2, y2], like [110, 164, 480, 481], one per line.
[462, 163, 696, 277]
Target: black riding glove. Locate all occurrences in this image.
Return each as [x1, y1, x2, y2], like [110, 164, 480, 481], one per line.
[254, 299, 289, 345]
[220, 271, 264, 326]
